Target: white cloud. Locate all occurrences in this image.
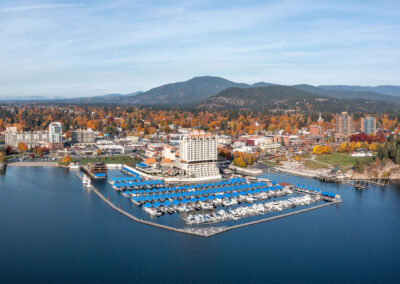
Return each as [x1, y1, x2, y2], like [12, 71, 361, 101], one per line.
[0, 3, 83, 13]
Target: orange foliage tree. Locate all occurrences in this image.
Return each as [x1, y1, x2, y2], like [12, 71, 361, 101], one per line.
[17, 142, 28, 153]
[62, 155, 72, 164]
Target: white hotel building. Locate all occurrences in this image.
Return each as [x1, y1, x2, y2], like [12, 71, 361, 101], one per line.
[179, 131, 221, 179]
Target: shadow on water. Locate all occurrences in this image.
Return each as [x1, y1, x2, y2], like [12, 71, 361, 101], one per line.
[0, 167, 6, 177]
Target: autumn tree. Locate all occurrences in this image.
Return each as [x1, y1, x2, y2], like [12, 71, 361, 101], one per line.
[233, 157, 246, 167]
[17, 142, 28, 153]
[62, 155, 72, 164]
[0, 152, 6, 163]
[33, 146, 43, 155]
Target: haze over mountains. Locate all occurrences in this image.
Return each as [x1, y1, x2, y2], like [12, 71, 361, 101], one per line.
[1, 76, 400, 112]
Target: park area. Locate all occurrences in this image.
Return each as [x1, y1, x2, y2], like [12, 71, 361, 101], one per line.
[77, 155, 138, 165]
[314, 152, 370, 169]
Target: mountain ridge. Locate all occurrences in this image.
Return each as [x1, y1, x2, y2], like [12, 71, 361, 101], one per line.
[1, 76, 399, 108]
[197, 85, 400, 113]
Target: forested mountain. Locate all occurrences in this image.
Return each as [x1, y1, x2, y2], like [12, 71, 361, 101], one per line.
[197, 85, 400, 113]
[292, 84, 400, 103]
[117, 76, 251, 105]
[1, 76, 399, 110]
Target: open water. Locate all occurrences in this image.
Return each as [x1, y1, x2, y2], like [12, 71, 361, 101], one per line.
[0, 167, 399, 283]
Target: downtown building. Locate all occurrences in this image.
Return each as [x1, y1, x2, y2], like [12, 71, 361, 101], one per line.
[71, 129, 95, 144]
[48, 122, 63, 150]
[360, 117, 376, 135]
[179, 131, 221, 179]
[335, 112, 353, 142]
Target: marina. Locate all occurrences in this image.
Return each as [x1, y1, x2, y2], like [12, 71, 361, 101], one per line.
[76, 164, 342, 236]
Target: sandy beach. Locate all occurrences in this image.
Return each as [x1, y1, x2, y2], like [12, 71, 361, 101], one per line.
[7, 162, 59, 167]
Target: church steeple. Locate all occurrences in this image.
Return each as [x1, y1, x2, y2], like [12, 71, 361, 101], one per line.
[318, 112, 324, 124]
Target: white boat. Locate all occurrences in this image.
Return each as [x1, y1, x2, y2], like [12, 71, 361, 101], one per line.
[69, 163, 80, 170]
[82, 175, 92, 187]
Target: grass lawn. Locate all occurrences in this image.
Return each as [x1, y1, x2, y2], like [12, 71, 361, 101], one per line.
[78, 155, 138, 165]
[315, 152, 366, 169]
[304, 160, 329, 169]
[6, 154, 20, 159]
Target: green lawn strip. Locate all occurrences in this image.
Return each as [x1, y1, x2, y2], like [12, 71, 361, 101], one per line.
[304, 159, 329, 169]
[79, 156, 138, 165]
[315, 153, 365, 169]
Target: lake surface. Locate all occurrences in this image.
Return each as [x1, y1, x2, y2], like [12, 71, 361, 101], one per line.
[1, 167, 400, 283]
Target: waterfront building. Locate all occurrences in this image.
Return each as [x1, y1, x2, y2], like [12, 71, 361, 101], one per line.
[48, 122, 63, 150]
[179, 131, 221, 178]
[82, 162, 107, 179]
[361, 117, 376, 135]
[71, 129, 95, 144]
[5, 126, 48, 149]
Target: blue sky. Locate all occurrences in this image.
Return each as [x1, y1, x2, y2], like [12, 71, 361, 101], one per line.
[0, 0, 399, 97]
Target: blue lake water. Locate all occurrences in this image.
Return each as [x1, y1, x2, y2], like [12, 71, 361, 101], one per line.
[1, 166, 400, 283]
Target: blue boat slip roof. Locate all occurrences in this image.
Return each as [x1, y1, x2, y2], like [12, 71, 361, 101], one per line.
[321, 192, 336, 198]
[121, 178, 294, 204]
[137, 163, 148, 168]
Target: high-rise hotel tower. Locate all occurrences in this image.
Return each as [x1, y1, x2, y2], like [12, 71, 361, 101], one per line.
[179, 131, 221, 179]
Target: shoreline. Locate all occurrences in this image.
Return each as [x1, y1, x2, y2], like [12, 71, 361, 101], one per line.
[256, 162, 319, 179]
[259, 162, 398, 182]
[7, 161, 59, 167]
